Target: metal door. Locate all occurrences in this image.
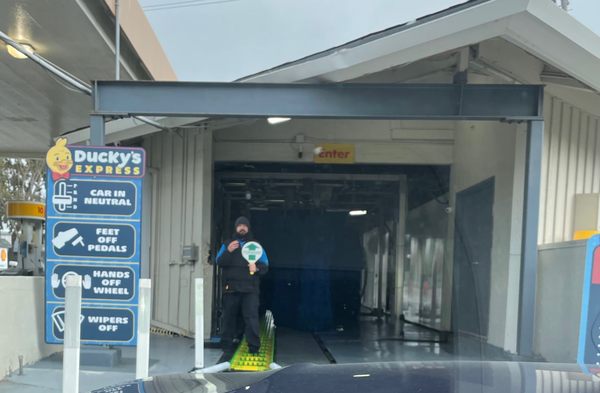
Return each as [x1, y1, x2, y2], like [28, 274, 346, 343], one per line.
[453, 177, 494, 338]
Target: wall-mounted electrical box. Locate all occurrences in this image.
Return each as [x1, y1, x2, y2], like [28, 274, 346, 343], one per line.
[182, 244, 199, 263]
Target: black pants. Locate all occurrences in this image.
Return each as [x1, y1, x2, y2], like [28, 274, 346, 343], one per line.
[222, 291, 260, 351]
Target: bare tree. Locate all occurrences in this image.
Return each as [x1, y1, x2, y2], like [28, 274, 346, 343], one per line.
[0, 158, 46, 232]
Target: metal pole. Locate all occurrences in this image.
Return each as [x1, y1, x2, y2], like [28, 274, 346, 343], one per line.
[90, 115, 106, 146]
[517, 120, 544, 356]
[136, 279, 152, 379]
[0, 30, 91, 95]
[395, 176, 407, 319]
[195, 278, 204, 370]
[62, 275, 82, 393]
[115, 0, 121, 81]
[18, 355, 23, 376]
[377, 208, 385, 315]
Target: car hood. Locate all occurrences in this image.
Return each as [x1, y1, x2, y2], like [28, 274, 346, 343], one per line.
[91, 361, 600, 393]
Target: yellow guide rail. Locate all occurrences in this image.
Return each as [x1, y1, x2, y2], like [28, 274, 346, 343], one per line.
[229, 311, 276, 372]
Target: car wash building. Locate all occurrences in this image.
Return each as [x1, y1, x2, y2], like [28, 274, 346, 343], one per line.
[3, 0, 600, 373]
[63, 0, 600, 364]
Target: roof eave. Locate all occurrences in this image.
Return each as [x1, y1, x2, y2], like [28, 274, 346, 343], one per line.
[241, 0, 600, 95]
[506, 0, 600, 93]
[241, 0, 530, 83]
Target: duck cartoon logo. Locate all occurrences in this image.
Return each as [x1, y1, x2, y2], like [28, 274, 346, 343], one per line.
[46, 138, 73, 181]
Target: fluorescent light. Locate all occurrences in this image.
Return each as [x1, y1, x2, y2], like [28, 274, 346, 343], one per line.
[267, 117, 291, 125]
[7, 43, 35, 59]
[349, 210, 367, 216]
[353, 374, 370, 378]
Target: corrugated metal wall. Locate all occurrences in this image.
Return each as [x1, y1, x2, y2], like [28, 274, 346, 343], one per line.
[539, 95, 600, 245]
[144, 129, 213, 337]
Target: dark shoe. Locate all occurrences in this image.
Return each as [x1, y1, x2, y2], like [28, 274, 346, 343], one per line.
[218, 349, 235, 363]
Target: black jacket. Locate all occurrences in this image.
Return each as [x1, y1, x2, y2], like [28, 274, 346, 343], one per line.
[216, 237, 269, 293]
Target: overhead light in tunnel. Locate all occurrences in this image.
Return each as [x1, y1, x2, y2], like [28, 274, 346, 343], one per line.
[7, 43, 35, 59]
[349, 210, 368, 216]
[267, 117, 291, 125]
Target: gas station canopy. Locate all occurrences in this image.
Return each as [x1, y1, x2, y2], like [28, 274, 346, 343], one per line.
[0, 0, 175, 157]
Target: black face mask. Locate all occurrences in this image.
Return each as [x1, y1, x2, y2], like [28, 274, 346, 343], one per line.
[235, 230, 249, 241]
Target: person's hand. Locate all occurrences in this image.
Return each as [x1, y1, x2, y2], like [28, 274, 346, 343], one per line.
[227, 241, 240, 252]
[249, 264, 258, 274]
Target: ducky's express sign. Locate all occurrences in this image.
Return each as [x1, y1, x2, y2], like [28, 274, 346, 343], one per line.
[70, 147, 144, 177]
[47, 141, 144, 180]
[45, 138, 145, 346]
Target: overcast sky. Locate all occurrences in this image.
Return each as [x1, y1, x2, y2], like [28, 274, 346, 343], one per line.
[139, 0, 600, 81]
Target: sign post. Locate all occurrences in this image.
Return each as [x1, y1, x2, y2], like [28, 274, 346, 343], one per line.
[45, 138, 145, 346]
[194, 278, 204, 370]
[135, 279, 152, 378]
[62, 275, 82, 393]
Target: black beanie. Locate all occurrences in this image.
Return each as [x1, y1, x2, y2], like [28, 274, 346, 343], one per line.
[234, 216, 250, 229]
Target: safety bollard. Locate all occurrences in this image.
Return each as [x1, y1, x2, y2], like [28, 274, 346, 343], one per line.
[195, 278, 204, 370]
[136, 279, 152, 379]
[62, 275, 82, 393]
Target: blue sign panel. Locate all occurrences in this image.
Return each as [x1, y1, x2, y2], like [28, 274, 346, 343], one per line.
[51, 221, 137, 260]
[49, 179, 138, 217]
[47, 305, 135, 343]
[48, 263, 136, 302]
[578, 235, 600, 365]
[45, 140, 145, 346]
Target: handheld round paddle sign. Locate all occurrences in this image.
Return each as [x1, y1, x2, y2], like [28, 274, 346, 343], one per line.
[241, 241, 264, 275]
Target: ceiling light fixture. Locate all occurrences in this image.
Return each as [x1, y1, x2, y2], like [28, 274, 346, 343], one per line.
[349, 210, 368, 216]
[7, 43, 35, 59]
[267, 117, 291, 125]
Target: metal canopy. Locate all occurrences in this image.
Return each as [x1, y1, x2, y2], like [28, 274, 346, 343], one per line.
[89, 80, 544, 357]
[92, 81, 544, 121]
